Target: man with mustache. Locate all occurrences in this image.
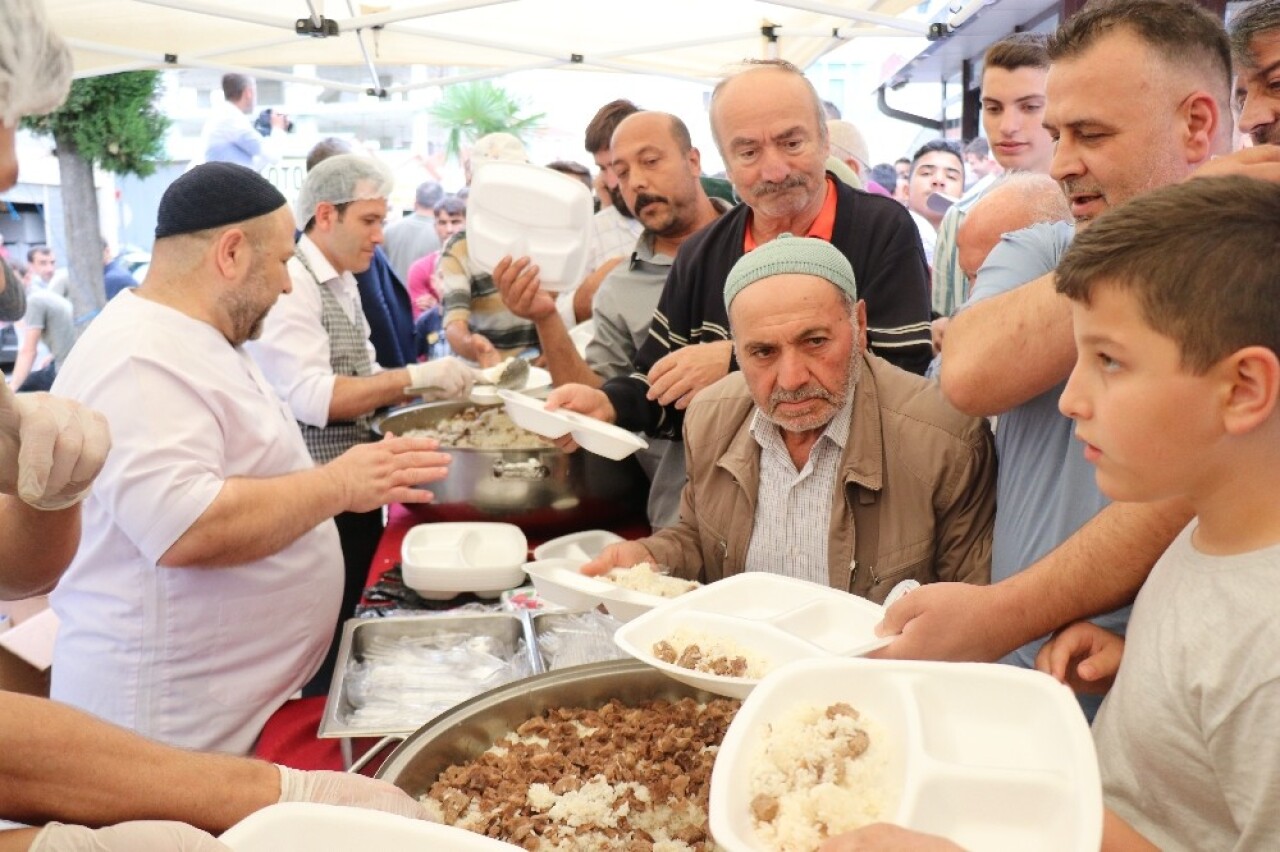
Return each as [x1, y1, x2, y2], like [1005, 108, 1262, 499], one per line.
[936, 0, 1233, 710]
[1232, 0, 1280, 148]
[48, 163, 456, 754]
[873, 0, 1276, 712]
[546, 60, 932, 460]
[492, 111, 729, 528]
[582, 236, 993, 601]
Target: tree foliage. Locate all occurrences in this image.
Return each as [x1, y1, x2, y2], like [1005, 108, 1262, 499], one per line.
[23, 71, 169, 178]
[427, 81, 544, 162]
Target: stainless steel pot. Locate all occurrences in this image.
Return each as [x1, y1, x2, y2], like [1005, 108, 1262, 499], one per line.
[374, 400, 649, 532]
[375, 659, 717, 797]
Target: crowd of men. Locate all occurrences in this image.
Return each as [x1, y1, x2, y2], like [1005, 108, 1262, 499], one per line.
[3, 0, 1280, 848]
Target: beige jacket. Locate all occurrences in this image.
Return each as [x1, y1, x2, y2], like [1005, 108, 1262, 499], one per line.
[641, 355, 995, 603]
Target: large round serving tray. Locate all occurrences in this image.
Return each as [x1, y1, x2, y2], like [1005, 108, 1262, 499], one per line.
[375, 658, 717, 797]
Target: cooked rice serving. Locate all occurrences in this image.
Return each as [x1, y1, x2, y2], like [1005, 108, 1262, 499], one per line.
[652, 629, 771, 679]
[750, 702, 894, 851]
[422, 697, 739, 850]
[604, 563, 700, 598]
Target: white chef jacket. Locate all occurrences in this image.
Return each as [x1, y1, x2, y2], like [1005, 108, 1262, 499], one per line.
[49, 291, 342, 755]
[246, 235, 380, 428]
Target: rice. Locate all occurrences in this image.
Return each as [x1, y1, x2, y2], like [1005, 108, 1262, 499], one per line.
[604, 563, 700, 598]
[652, 628, 771, 679]
[750, 702, 894, 851]
[422, 697, 739, 850]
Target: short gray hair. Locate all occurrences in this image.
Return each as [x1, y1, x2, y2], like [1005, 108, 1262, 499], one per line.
[709, 60, 828, 155]
[1230, 0, 1280, 65]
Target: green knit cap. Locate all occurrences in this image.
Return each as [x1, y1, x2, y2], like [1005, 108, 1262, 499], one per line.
[724, 234, 857, 311]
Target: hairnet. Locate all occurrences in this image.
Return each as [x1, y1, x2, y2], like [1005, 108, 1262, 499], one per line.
[295, 153, 395, 230]
[0, 0, 74, 127]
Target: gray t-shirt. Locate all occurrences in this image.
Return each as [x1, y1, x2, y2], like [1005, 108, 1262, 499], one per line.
[23, 287, 76, 367]
[1093, 524, 1280, 849]
[588, 234, 681, 529]
[966, 221, 1126, 679]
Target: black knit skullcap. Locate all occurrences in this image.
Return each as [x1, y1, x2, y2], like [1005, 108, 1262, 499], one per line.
[155, 162, 288, 239]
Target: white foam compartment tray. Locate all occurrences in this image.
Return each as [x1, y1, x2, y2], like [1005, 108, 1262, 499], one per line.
[709, 657, 1101, 852]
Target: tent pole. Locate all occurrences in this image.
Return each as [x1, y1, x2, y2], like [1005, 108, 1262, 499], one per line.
[764, 0, 930, 34]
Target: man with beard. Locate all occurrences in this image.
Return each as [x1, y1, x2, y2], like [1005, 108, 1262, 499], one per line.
[48, 162, 456, 754]
[581, 236, 993, 601]
[492, 111, 729, 528]
[546, 60, 932, 458]
[247, 153, 473, 695]
[872, 0, 1243, 716]
[1232, 0, 1280, 149]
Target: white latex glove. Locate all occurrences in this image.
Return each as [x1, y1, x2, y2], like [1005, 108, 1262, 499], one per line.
[276, 765, 433, 820]
[406, 356, 475, 401]
[29, 821, 230, 852]
[0, 383, 111, 510]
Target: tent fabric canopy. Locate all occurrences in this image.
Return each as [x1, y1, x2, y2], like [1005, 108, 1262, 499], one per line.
[46, 0, 929, 90]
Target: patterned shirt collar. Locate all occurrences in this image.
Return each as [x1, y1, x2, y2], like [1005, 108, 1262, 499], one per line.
[748, 386, 854, 467]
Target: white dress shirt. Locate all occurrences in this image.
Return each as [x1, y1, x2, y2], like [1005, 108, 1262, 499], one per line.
[744, 397, 854, 586]
[49, 291, 341, 754]
[247, 234, 380, 428]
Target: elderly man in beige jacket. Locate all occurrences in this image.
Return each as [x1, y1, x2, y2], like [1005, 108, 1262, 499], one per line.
[583, 236, 994, 603]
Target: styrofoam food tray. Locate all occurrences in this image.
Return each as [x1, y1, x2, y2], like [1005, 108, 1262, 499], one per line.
[531, 529, 625, 563]
[466, 160, 593, 292]
[556, 409, 648, 460]
[401, 522, 528, 600]
[709, 658, 1102, 852]
[595, 567, 701, 623]
[470, 364, 551, 405]
[498, 391, 648, 460]
[613, 573, 892, 697]
[614, 609, 826, 700]
[522, 558, 615, 611]
[598, 585, 673, 623]
[220, 802, 521, 850]
[498, 389, 573, 439]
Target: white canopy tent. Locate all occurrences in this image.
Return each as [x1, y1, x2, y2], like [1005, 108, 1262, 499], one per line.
[45, 0, 947, 90]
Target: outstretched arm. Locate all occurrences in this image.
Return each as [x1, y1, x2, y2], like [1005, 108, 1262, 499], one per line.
[940, 270, 1076, 417]
[874, 498, 1190, 662]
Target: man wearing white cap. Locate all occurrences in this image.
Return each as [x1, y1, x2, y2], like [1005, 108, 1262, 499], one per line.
[247, 153, 473, 694]
[583, 235, 993, 602]
[440, 132, 541, 365]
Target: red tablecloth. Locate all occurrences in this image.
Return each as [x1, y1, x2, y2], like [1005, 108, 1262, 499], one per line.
[255, 503, 650, 771]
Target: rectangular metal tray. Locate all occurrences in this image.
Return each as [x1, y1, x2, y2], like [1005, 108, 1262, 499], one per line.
[318, 613, 537, 740]
[529, 610, 628, 672]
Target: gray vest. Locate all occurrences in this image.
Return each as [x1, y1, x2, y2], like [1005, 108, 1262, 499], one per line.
[299, 269, 375, 464]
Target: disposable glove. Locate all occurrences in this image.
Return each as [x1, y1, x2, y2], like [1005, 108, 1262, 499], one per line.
[0, 383, 111, 510]
[276, 764, 432, 820]
[406, 356, 475, 401]
[29, 821, 230, 852]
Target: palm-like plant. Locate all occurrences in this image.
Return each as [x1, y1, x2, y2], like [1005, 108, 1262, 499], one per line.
[428, 81, 545, 162]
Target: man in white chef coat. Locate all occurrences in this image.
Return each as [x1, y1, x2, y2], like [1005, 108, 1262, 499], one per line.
[48, 162, 455, 755]
[247, 153, 475, 695]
